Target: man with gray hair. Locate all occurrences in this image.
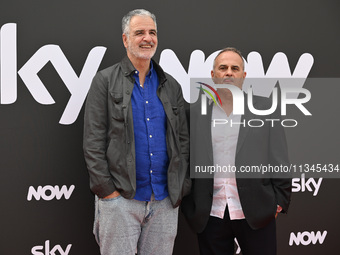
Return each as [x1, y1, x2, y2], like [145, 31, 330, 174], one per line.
[83, 9, 190, 255]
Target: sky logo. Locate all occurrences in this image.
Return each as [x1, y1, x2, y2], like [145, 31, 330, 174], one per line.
[1, 23, 314, 124]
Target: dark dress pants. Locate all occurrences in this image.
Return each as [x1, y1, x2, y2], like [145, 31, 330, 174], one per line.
[197, 206, 276, 255]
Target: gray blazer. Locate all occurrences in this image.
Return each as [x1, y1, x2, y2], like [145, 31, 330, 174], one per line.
[83, 56, 191, 207]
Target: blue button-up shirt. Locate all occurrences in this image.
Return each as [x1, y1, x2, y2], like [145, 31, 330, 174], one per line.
[131, 61, 169, 201]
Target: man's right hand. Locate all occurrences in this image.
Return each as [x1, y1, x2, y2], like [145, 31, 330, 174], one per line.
[103, 190, 120, 199]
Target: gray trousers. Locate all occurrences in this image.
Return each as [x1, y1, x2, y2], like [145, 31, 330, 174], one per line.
[93, 194, 179, 255]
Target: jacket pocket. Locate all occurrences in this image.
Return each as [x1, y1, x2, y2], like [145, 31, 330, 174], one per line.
[109, 92, 124, 121]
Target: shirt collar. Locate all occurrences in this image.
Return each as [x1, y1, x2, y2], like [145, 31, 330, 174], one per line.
[134, 60, 154, 77]
[122, 56, 155, 77]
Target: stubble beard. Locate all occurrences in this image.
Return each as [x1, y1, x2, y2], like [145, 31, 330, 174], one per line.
[127, 41, 157, 60]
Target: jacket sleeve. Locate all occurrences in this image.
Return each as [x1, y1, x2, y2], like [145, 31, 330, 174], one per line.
[83, 72, 116, 198]
[176, 82, 191, 198]
[269, 103, 292, 213]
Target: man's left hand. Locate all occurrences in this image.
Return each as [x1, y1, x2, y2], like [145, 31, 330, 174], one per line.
[275, 205, 283, 218]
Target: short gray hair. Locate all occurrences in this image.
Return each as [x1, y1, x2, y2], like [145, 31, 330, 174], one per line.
[213, 47, 245, 70]
[122, 9, 157, 36]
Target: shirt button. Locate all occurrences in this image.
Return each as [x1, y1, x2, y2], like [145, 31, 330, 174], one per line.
[147, 118, 150, 121]
[150, 170, 153, 173]
[135, 71, 138, 74]
[150, 153, 153, 156]
[146, 101, 149, 104]
[149, 135, 152, 138]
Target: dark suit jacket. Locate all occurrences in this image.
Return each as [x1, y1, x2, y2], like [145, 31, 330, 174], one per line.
[181, 92, 292, 232]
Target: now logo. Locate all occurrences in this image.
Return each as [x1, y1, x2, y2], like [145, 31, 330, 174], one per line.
[289, 231, 327, 246]
[159, 49, 314, 103]
[27, 185, 75, 201]
[31, 240, 72, 255]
